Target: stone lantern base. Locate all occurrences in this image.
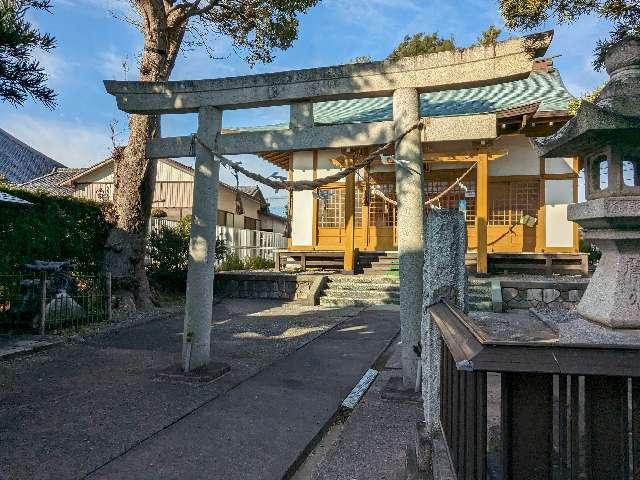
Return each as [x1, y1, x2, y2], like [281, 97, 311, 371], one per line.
[568, 197, 640, 328]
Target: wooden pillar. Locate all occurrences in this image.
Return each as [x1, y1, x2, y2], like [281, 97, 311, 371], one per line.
[476, 151, 489, 275]
[344, 171, 356, 272]
[182, 106, 221, 372]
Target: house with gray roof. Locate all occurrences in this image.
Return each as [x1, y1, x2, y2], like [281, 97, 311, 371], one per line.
[0, 128, 65, 184]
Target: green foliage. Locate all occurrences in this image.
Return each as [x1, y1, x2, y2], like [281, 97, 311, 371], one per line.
[147, 224, 190, 291]
[192, 0, 321, 66]
[387, 33, 456, 61]
[215, 237, 229, 261]
[0, 185, 110, 274]
[475, 25, 502, 47]
[217, 254, 245, 272]
[0, 0, 56, 107]
[567, 84, 605, 116]
[217, 254, 274, 272]
[242, 256, 275, 270]
[499, 0, 640, 70]
[580, 239, 602, 264]
[146, 215, 273, 290]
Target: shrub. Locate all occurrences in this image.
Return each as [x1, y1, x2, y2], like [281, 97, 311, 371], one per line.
[243, 256, 275, 270]
[216, 255, 275, 272]
[217, 254, 245, 272]
[147, 223, 189, 291]
[0, 185, 111, 274]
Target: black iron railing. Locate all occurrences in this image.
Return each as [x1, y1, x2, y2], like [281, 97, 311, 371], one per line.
[0, 272, 111, 334]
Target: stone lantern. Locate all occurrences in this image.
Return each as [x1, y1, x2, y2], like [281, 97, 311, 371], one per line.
[536, 37, 640, 328]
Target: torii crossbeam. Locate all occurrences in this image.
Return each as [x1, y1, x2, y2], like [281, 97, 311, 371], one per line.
[105, 32, 552, 385]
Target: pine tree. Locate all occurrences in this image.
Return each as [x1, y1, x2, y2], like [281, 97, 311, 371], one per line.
[0, 0, 56, 107]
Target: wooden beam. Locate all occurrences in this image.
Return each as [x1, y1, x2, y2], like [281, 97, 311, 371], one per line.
[424, 150, 506, 163]
[147, 114, 497, 159]
[476, 151, 489, 275]
[344, 172, 356, 273]
[105, 33, 552, 114]
[312, 150, 318, 248]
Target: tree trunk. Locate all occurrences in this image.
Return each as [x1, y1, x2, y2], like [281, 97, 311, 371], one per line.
[105, 1, 186, 310]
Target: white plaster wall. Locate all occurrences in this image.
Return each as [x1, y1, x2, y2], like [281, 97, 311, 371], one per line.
[545, 179, 574, 248]
[316, 149, 343, 180]
[291, 151, 314, 245]
[490, 135, 540, 177]
[545, 157, 574, 174]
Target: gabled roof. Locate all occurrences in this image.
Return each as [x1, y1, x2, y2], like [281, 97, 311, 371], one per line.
[237, 185, 267, 205]
[60, 157, 267, 205]
[0, 128, 65, 184]
[18, 167, 85, 195]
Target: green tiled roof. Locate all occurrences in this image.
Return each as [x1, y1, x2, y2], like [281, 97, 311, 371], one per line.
[313, 70, 573, 125]
[226, 70, 573, 133]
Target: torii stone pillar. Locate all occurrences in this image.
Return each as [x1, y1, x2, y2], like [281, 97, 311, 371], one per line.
[182, 106, 221, 371]
[393, 88, 425, 388]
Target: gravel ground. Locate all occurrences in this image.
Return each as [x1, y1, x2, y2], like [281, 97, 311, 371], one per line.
[0, 299, 362, 480]
[290, 340, 421, 480]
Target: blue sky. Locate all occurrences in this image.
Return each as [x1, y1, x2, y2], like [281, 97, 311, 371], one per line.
[0, 0, 612, 212]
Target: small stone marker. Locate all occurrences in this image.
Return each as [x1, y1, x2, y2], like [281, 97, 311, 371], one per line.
[421, 208, 467, 462]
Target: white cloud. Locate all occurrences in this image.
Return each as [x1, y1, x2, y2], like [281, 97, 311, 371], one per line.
[0, 114, 112, 167]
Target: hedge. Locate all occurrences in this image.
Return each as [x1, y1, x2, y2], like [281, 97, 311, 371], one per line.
[0, 185, 111, 274]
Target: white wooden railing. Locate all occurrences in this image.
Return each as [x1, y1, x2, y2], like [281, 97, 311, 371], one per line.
[149, 219, 287, 261]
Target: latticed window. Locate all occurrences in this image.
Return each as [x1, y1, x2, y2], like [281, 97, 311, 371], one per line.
[489, 183, 510, 226]
[510, 181, 539, 222]
[488, 181, 539, 226]
[318, 188, 345, 228]
[369, 183, 396, 227]
[355, 186, 364, 228]
[425, 179, 476, 225]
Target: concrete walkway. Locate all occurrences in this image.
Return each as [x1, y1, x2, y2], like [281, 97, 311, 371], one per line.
[87, 306, 398, 479]
[1, 300, 398, 480]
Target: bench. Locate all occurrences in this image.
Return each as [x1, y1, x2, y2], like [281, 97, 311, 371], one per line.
[275, 250, 344, 271]
[489, 252, 589, 276]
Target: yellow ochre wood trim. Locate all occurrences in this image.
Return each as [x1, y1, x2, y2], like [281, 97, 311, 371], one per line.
[312, 150, 318, 247]
[424, 150, 507, 163]
[573, 166, 580, 252]
[287, 155, 293, 249]
[343, 172, 356, 271]
[476, 151, 489, 274]
[536, 176, 546, 253]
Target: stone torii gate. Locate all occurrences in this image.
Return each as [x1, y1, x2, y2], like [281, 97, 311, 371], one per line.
[105, 32, 552, 385]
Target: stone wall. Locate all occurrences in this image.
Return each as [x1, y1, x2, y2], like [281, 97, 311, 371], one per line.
[214, 272, 315, 301]
[501, 280, 588, 309]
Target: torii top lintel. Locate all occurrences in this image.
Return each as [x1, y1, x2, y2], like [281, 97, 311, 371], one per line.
[104, 31, 553, 115]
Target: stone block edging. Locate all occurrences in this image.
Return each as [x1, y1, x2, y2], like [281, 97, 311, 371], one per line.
[500, 279, 588, 310]
[214, 271, 317, 301]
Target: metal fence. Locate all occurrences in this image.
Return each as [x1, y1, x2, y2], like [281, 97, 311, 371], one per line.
[0, 272, 111, 334]
[149, 219, 287, 261]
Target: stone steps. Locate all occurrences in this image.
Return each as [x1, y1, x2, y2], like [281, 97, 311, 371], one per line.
[325, 282, 400, 293]
[329, 275, 400, 285]
[320, 274, 401, 306]
[322, 289, 400, 300]
[319, 297, 399, 307]
[467, 280, 493, 312]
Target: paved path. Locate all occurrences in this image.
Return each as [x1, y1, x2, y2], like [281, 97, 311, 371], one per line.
[1, 300, 398, 480]
[87, 306, 398, 479]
